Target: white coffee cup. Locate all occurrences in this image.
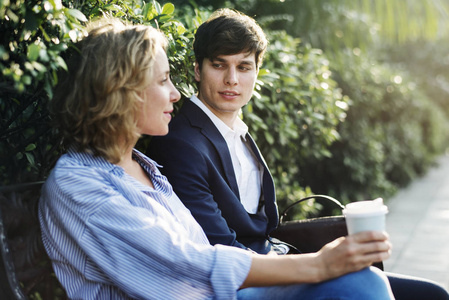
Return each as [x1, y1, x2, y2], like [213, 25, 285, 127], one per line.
[343, 198, 388, 235]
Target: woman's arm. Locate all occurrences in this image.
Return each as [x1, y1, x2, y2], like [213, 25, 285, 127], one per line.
[241, 230, 391, 288]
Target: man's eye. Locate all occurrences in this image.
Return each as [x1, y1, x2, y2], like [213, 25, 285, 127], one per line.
[239, 65, 252, 71]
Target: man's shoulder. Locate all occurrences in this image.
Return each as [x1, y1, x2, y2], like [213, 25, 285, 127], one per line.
[167, 99, 200, 128]
[160, 99, 217, 140]
[150, 109, 203, 149]
[149, 98, 223, 156]
[162, 113, 201, 141]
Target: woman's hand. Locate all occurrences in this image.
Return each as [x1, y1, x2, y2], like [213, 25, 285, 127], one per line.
[315, 231, 392, 281]
[241, 231, 391, 288]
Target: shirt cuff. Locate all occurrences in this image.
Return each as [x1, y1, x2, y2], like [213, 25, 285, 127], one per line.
[211, 244, 252, 300]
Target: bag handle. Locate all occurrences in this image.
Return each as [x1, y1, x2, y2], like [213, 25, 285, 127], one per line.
[279, 194, 345, 224]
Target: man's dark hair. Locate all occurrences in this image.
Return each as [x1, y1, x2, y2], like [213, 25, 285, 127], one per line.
[193, 8, 268, 70]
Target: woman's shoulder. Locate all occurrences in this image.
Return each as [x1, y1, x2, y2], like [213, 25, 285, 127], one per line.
[44, 151, 122, 198]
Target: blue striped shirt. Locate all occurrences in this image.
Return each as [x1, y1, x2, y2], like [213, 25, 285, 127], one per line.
[38, 149, 252, 299]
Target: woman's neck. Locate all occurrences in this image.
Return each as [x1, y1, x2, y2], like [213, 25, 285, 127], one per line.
[117, 147, 154, 188]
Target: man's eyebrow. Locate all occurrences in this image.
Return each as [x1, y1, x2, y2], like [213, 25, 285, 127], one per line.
[211, 57, 227, 63]
[211, 56, 255, 66]
[240, 60, 255, 66]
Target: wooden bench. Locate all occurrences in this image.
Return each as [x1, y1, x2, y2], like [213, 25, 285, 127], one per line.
[0, 182, 66, 299]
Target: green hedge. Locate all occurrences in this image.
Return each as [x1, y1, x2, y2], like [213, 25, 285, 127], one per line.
[1, 0, 86, 184]
[2, 0, 448, 218]
[299, 52, 448, 201]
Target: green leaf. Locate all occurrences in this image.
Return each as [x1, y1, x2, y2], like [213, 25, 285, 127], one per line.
[264, 131, 274, 145]
[67, 8, 87, 22]
[25, 144, 36, 151]
[153, 1, 162, 15]
[22, 75, 32, 85]
[103, 4, 121, 12]
[142, 3, 155, 21]
[55, 56, 67, 70]
[25, 152, 35, 165]
[27, 44, 40, 61]
[6, 9, 19, 23]
[177, 24, 186, 35]
[32, 61, 46, 72]
[39, 25, 51, 42]
[162, 3, 175, 15]
[157, 14, 171, 23]
[49, 43, 67, 52]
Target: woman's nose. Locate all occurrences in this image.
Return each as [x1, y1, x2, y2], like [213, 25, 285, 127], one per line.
[170, 82, 181, 102]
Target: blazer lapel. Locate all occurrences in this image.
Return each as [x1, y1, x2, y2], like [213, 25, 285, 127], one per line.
[245, 133, 279, 229]
[180, 100, 240, 198]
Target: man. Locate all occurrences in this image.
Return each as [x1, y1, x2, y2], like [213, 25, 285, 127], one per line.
[148, 8, 449, 299]
[149, 8, 278, 254]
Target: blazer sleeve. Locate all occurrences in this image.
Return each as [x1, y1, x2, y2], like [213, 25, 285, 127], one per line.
[149, 136, 249, 250]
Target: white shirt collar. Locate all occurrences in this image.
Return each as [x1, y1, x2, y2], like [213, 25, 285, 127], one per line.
[189, 95, 248, 140]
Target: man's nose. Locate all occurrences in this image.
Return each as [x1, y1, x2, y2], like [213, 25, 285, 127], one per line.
[224, 68, 238, 86]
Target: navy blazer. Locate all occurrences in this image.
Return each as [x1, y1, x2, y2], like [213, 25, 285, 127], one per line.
[148, 99, 279, 254]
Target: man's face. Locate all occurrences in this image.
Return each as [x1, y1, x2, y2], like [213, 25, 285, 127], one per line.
[195, 52, 258, 127]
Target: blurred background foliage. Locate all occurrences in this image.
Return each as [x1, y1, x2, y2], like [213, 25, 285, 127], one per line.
[2, 0, 449, 221]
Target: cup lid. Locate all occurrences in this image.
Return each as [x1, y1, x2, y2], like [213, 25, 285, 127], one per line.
[343, 198, 388, 217]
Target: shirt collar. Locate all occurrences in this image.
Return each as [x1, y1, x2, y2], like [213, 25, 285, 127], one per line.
[67, 146, 119, 172]
[189, 95, 248, 140]
[67, 147, 162, 176]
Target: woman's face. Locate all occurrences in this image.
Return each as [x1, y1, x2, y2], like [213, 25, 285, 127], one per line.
[137, 46, 181, 136]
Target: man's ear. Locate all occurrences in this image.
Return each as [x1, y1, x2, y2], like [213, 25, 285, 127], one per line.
[194, 61, 201, 82]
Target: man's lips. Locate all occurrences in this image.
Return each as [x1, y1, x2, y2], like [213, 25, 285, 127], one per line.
[219, 90, 239, 96]
[219, 91, 239, 99]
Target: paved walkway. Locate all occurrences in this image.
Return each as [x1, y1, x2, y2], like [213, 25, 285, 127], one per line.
[384, 154, 449, 290]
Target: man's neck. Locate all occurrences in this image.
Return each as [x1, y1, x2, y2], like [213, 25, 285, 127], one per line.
[191, 95, 239, 130]
[197, 99, 238, 130]
[214, 112, 238, 130]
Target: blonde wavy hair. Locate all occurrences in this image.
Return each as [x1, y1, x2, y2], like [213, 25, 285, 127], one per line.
[50, 18, 168, 163]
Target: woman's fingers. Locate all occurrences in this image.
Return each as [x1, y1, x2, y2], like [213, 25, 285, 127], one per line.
[317, 231, 392, 280]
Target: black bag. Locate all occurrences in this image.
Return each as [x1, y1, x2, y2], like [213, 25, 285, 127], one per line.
[270, 195, 384, 270]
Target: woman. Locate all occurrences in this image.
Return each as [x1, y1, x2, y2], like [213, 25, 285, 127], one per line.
[39, 17, 394, 299]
